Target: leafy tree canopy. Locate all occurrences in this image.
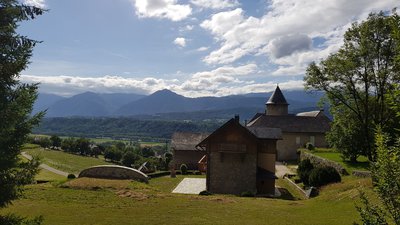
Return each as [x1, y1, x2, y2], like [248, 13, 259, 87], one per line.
[305, 11, 400, 161]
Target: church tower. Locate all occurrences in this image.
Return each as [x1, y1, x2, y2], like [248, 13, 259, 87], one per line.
[265, 86, 289, 115]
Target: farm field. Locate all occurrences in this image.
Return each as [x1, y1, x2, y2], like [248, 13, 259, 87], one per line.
[0, 174, 372, 225]
[30, 134, 164, 147]
[24, 145, 113, 174]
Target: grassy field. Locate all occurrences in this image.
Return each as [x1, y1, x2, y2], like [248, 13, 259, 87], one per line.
[24, 146, 113, 174]
[0, 174, 372, 225]
[30, 134, 164, 147]
[301, 148, 370, 174]
[9, 145, 377, 224]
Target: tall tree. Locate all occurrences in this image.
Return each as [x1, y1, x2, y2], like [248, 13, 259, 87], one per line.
[0, 0, 44, 221]
[305, 11, 400, 161]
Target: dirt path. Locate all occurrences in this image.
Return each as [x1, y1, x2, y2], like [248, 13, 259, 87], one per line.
[21, 152, 70, 177]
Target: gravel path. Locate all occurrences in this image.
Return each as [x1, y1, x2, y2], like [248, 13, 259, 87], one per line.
[172, 178, 206, 194]
[275, 161, 295, 178]
[21, 152, 69, 177]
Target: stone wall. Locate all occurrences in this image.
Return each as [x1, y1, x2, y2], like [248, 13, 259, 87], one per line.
[208, 151, 257, 195]
[79, 165, 149, 183]
[300, 151, 348, 175]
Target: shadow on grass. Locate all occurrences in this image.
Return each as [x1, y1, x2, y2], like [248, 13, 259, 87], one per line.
[277, 187, 298, 200]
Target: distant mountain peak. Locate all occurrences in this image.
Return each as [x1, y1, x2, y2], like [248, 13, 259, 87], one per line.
[151, 89, 181, 97]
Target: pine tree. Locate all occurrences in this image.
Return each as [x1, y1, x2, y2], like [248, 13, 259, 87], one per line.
[0, 0, 44, 218]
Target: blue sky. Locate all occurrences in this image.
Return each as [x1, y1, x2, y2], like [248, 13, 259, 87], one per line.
[20, 0, 399, 97]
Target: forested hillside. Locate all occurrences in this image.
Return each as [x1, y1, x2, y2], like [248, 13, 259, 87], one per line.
[33, 118, 224, 141]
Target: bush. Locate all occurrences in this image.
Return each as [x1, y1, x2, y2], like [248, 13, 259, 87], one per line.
[240, 191, 255, 197]
[305, 142, 315, 151]
[180, 164, 188, 175]
[297, 159, 314, 186]
[308, 166, 341, 187]
[67, 174, 76, 179]
[199, 190, 212, 196]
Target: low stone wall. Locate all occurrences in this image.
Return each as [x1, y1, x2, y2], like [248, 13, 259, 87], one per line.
[79, 165, 149, 183]
[300, 151, 348, 175]
[352, 170, 371, 177]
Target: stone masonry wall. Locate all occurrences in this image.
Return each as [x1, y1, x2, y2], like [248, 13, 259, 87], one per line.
[300, 151, 348, 175]
[79, 165, 149, 183]
[209, 152, 257, 195]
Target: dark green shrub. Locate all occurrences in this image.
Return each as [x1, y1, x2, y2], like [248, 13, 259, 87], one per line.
[194, 171, 202, 175]
[297, 159, 314, 186]
[240, 191, 255, 197]
[308, 166, 341, 187]
[199, 190, 212, 196]
[305, 142, 315, 151]
[67, 174, 76, 179]
[180, 164, 188, 175]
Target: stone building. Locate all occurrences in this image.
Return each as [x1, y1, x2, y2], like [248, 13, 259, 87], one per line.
[171, 132, 209, 170]
[196, 116, 281, 195]
[247, 86, 331, 161]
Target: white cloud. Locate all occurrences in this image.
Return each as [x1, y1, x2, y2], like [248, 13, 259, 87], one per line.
[21, 75, 176, 96]
[23, 0, 46, 8]
[173, 37, 186, 47]
[196, 46, 209, 52]
[132, 0, 192, 21]
[21, 64, 296, 97]
[190, 0, 239, 9]
[200, 0, 399, 76]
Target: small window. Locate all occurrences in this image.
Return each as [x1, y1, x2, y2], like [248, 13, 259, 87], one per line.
[296, 137, 300, 145]
[310, 136, 315, 145]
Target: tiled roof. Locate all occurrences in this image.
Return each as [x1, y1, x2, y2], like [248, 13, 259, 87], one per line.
[171, 132, 209, 151]
[247, 113, 331, 133]
[247, 127, 282, 140]
[296, 110, 322, 117]
[266, 86, 288, 105]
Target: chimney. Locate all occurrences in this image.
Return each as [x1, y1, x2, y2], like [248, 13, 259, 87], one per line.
[234, 114, 240, 123]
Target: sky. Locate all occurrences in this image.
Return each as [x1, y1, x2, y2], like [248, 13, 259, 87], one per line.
[19, 0, 399, 97]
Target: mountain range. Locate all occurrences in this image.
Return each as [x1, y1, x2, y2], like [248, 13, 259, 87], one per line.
[33, 89, 326, 120]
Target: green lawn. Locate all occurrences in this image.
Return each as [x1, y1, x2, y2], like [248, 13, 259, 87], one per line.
[300, 148, 370, 174]
[312, 151, 370, 173]
[0, 175, 372, 225]
[35, 169, 67, 181]
[24, 146, 113, 174]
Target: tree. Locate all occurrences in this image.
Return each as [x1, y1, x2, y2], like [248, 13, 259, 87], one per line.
[305, 11, 400, 161]
[164, 152, 173, 171]
[50, 135, 61, 149]
[356, 132, 400, 225]
[141, 147, 155, 158]
[0, 0, 44, 223]
[122, 151, 139, 167]
[76, 138, 90, 155]
[61, 137, 76, 152]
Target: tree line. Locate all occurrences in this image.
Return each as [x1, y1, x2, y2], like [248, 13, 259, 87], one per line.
[30, 135, 173, 172]
[33, 117, 223, 141]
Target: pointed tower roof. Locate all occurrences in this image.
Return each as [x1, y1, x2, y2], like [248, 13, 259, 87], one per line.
[266, 86, 288, 105]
